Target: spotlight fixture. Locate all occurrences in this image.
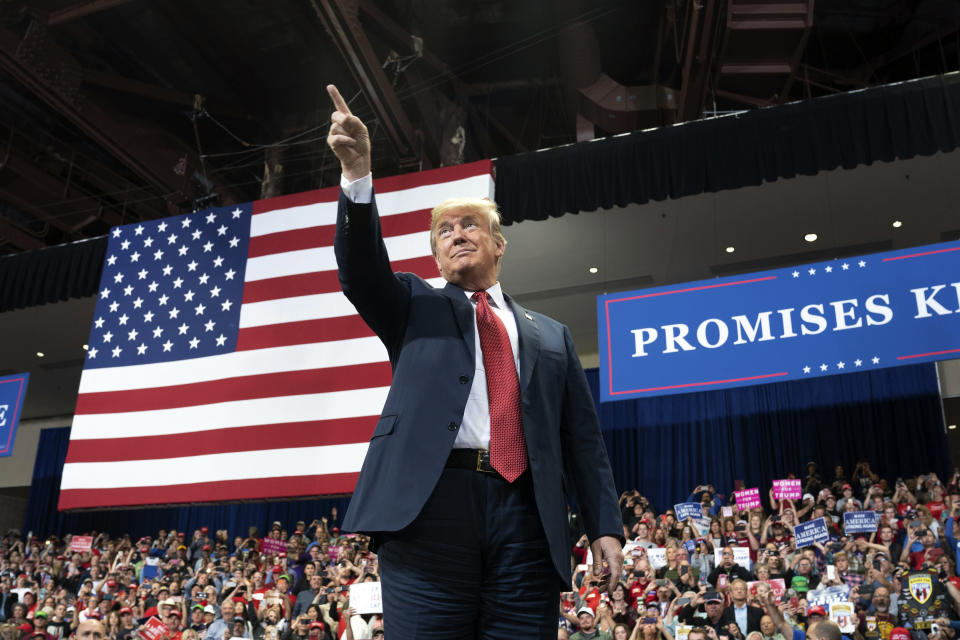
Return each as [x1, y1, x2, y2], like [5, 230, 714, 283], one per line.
[892, 220, 902, 228]
[950, 424, 957, 430]
[725, 246, 735, 253]
[804, 233, 818, 242]
[36, 352, 44, 358]
[588, 267, 599, 274]
[83, 344, 89, 351]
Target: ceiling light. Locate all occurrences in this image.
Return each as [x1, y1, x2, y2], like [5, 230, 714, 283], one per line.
[950, 424, 957, 430]
[892, 220, 902, 228]
[804, 233, 818, 242]
[36, 352, 44, 358]
[83, 344, 89, 351]
[588, 267, 599, 274]
[725, 246, 735, 253]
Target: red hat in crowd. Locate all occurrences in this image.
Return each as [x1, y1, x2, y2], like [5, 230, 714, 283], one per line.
[201, 526, 209, 534]
[168, 609, 182, 618]
[644, 592, 659, 604]
[87, 612, 102, 620]
[120, 608, 133, 615]
[890, 628, 910, 640]
[309, 622, 325, 632]
[807, 606, 827, 617]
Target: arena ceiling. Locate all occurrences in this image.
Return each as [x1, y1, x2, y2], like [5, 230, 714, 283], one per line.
[0, 0, 958, 254]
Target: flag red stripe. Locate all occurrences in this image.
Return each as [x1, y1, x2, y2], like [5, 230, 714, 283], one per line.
[251, 160, 491, 214]
[57, 473, 361, 510]
[248, 208, 430, 259]
[241, 256, 438, 304]
[235, 316, 375, 350]
[74, 362, 392, 414]
[64, 416, 377, 463]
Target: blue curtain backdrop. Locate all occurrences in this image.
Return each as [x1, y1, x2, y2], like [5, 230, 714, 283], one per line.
[25, 363, 948, 538]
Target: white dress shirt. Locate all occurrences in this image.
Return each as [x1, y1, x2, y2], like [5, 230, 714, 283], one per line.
[341, 173, 520, 449]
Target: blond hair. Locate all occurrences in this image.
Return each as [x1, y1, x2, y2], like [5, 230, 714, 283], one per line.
[429, 197, 507, 268]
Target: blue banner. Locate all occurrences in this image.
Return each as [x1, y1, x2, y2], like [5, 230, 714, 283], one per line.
[597, 240, 960, 401]
[795, 517, 831, 548]
[843, 511, 879, 533]
[674, 502, 704, 522]
[0, 373, 29, 457]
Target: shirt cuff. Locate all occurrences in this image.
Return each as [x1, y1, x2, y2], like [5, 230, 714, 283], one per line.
[340, 173, 373, 204]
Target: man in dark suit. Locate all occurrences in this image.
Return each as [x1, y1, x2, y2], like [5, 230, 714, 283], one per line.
[724, 579, 764, 635]
[326, 84, 623, 638]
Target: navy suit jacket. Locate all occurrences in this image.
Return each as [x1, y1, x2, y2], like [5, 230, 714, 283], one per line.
[334, 190, 622, 586]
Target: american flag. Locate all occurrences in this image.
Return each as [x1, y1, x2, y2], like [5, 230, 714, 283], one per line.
[59, 161, 494, 510]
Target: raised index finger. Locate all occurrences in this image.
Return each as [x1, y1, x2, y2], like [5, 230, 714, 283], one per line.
[326, 84, 352, 116]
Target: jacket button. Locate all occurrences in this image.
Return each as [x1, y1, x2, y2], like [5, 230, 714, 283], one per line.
[459, 375, 470, 384]
[447, 422, 458, 431]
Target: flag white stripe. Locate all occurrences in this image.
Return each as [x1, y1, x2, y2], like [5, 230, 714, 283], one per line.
[245, 231, 430, 282]
[249, 174, 493, 237]
[77, 337, 388, 394]
[60, 442, 370, 489]
[71, 386, 390, 440]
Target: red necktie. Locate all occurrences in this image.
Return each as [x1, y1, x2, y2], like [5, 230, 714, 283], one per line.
[472, 291, 527, 482]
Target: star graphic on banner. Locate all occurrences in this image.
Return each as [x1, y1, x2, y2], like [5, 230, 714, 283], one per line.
[137, 269, 148, 280]
[221, 299, 233, 311]
[216, 334, 227, 347]
[158, 294, 169, 306]
[162, 264, 173, 276]
[184, 290, 195, 302]
[825, 266, 833, 273]
[167, 233, 178, 244]
[143, 311, 154, 323]
[199, 273, 210, 285]
[792, 271, 800, 278]
[112, 346, 122, 358]
[173, 277, 183, 288]
[187, 260, 198, 271]
[178, 323, 189, 335]
[169, 307, 180, 319]
[209, 285, 220, 297]
[162, 340, 173, 352]
[232, 208, 242, 218]
[158, 222, 168, 232]
[178, 245, 189, 256]
[134, 225, 144, 236]
[153, 327, 163, 338]
[109, 301, 119, 312]
[837, 361, 845, 369]
[217, 225, 227, 236]
[225, 269, 236, 280]
[808, 268, 816, 275]
[229, 236, 240, 248]
[842, 263, 850, 270]
[872, 356, 879, 364]
[192, 229, 202, 240]
[102, 331, 113, 343]
[127, 328, 138, 341]
[859, 260, 866, 267]
[181, 217, 192, 228]
[118, 314, 129, 326]
[820, 363, 828, 371]
[148, 281, 159, 293]
[133, 297, 144, 309]
[100, 287, 111, 299]
[123, 285, 133, 296]
[137, 343, 147, 355]
[855, 359, 863, 367]
[803, 366, 811, 374]
[203, 241, 214, 253]
[113, 273, 124, 284]
[107, 254, 117, 266]
[88, 347, 98, 359]
[204, 320, 215, 332]
[189, 337, 200, 349]
[120, 239, 131, 250]
[154, 249, 164, 260]
[206, 212, 216, 224]
[94, 317, 105, 329]
[213, 256, 224, 267]
[195, 303, 206, 315]
[112, 228, 122, 238]
[130, 251, 140, 262]
[144, 237, 154, 248]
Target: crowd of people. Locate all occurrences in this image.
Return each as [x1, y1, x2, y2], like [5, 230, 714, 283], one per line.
[2, 461, 959, 640]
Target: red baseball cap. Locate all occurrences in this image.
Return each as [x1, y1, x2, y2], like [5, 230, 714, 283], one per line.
[309, 622, 325, 631]
[807, 606, 827, 617]
[890, 628, 910, 640]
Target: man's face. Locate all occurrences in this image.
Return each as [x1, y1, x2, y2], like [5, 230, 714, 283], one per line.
[432, 207, 503, 290]
[760, 616, 776, 636]
[578, 613, 596, 632]
[730, 582, 747, 602]
[796, 559, 812, 575]
[77, 621, 105, 640]
[310, 575, 322, 590]
[872, 588, 890, 612]
[705, 601, 724, 619]
[221, 603, 235, 619]
[722, 549, 735, 567]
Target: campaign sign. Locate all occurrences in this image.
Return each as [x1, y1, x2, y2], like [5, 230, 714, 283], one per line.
[807, 585, 850, 611]
[713, 546, 751, 570]
[830, 602, 856, 632]
[843, 511, 879, 534]
[772, 479, 802, 501]
[735, 488, 761, 510]
[138, 616, 168, 640]
[674, 503, 704, 522]
[70, 535, 93, 553]
[0, 373, 29, 457]
[748, 578, 786, 602]
[261, 537, 286, 554]
[598, 240, 960, 401]
[647, 547, 667, 569]
[795, 517, 830, 548]
[349, 582, 382, 615]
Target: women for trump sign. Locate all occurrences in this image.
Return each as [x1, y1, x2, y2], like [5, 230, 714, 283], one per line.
[598, 240, 960, 401]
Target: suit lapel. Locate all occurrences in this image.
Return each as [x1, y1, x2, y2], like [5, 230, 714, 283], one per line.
[505, 294, 540, 394]
[441, 281, 476, 362]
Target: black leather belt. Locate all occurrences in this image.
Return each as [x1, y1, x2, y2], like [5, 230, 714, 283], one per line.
[446, 448, 498, 474]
